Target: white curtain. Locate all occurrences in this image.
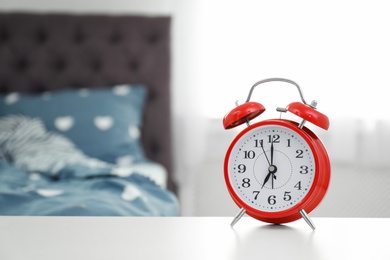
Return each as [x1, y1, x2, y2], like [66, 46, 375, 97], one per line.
[172, 0, 390, 166]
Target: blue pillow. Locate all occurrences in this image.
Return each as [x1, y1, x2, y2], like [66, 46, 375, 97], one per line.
[0, 84, 147, 164]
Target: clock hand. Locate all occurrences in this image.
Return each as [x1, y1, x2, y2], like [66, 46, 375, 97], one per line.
[261, 165, 277, 189]
[270, 140, 277, 189]
[261, 171, 272, 189]
[271, 173, 276, 189]
[260, 144, 271, 166]
[261, 140, 277, 189]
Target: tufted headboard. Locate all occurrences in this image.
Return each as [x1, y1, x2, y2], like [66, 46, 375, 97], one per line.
[0, 12, 176, 192]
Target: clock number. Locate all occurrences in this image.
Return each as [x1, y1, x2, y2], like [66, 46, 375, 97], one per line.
[253, 190, 260, 200]
[283, 191, 292, 201]
[242, 178, 251, 188]
[296, 149, 304, 158]
[294, 181, 302, 190]
[287, 139, 291, 147]
[300, 165, 309, 174]
[244, 150, 255, 159]
[268, 134, 280, 143]
[268, 195, 276, 205]
[254, 139, 263, 148]
[237, 164, 246, 173]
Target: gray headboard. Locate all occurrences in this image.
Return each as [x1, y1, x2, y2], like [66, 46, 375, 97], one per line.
[0, 12, 176, 192]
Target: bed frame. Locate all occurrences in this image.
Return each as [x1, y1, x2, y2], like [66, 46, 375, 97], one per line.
[0, 12, 176, 192]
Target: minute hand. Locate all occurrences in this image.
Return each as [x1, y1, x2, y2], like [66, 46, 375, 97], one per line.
[270, 140, 276, 189]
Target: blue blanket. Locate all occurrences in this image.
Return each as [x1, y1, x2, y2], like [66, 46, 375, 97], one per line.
[0, 116, 179, 216]
[0, 163, 179, 216]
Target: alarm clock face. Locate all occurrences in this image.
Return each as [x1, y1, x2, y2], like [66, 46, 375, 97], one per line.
[225, 120, 318, 215]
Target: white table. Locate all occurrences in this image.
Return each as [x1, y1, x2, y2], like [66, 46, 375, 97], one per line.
[0, 216, 388, 260]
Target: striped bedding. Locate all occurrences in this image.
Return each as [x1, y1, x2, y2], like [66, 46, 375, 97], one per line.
[0, 116, 179, 216]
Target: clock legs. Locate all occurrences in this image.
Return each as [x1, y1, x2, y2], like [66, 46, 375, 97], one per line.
[300, 209, 316, 231]
[230, 208, 316, 230]
[230, 208, 246, 227]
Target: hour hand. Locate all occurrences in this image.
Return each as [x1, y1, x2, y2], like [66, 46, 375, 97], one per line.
[261, 171, 272, 189]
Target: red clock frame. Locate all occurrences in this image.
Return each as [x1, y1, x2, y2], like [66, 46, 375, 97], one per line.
[224, 119, 331, 224]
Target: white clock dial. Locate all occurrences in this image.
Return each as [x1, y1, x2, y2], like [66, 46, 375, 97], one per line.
[227, 124, 315, 212]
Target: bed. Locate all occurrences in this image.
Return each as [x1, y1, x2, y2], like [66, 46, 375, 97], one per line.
[0, 12, 179, 216]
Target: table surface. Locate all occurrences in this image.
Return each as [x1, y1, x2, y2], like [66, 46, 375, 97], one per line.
[0, 216, 388, 260]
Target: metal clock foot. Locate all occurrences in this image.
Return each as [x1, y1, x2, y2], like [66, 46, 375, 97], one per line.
[300, 209, 316, 231]
[230, 208, 246, 227]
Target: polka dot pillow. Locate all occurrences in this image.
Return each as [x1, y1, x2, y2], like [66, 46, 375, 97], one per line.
[0, 84, 147, 164]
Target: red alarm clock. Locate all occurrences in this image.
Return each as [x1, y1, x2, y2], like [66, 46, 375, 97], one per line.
[223, 78, 330, 230]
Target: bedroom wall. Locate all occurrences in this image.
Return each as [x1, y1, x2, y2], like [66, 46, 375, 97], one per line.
[2, 0, 390, 219]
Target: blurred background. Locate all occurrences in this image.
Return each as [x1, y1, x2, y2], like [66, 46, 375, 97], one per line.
[2, 0, 390, 217]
